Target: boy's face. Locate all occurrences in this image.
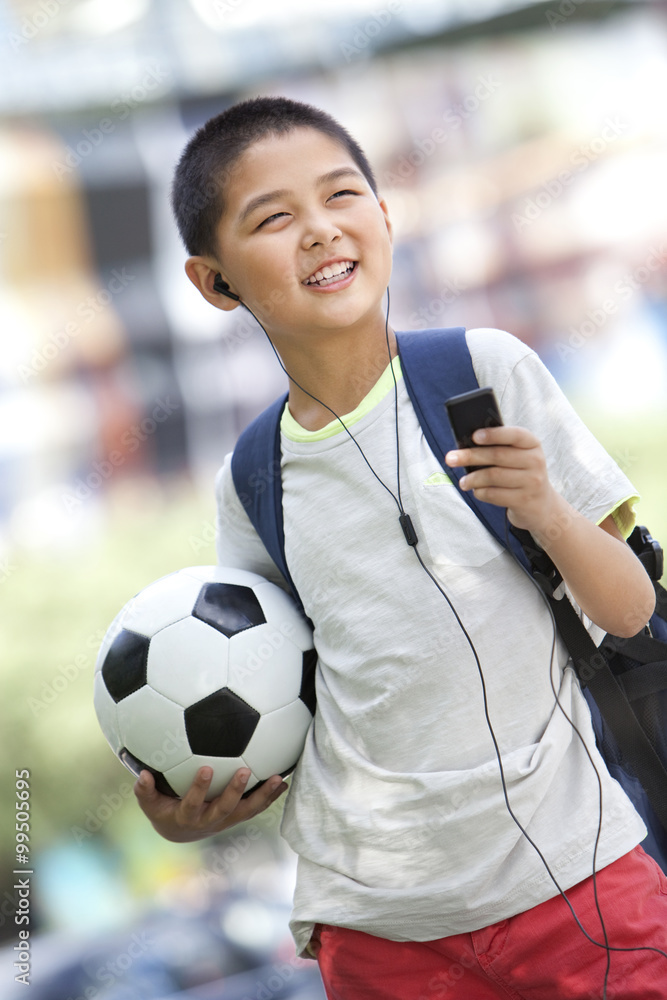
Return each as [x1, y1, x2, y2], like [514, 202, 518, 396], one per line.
[208, 127, 393, 343]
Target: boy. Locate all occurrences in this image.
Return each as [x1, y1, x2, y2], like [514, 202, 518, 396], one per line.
[135, 96, 666, 998]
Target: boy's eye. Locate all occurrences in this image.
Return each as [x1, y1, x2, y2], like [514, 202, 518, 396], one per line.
[329, 189, 357, 200]
[255, 190, 358, 229]
[257, 211, 289, 228]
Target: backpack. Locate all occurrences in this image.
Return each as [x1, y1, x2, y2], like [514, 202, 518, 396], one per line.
[230, 326, 667, 870]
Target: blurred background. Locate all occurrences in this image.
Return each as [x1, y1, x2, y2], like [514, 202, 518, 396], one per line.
[1, 0, 666, 996]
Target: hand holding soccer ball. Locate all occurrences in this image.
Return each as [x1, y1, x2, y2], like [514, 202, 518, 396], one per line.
[133, 761, 289, 843]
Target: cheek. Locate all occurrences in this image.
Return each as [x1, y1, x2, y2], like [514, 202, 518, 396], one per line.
[373, 230, 394, 280]
[242, 248, 288, 297]
[361, 214, 392, 258]
[243, 252, 295, 320]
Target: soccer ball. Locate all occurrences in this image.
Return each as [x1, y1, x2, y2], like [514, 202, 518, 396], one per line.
[94, 566, 317, 800]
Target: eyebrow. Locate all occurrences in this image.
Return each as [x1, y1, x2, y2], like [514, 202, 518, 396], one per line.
[237, 167, 365, 225]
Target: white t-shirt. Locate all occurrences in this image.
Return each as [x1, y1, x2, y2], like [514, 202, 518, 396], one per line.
[215, 328, 646, 958]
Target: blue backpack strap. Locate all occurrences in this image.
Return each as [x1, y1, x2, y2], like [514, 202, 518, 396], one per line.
[230, 392, 307, 616]
[230, 329, 532, 608]
[395, 327, 531, 573]
[397, 330, 667, 850]
[231, 328, 531, 605]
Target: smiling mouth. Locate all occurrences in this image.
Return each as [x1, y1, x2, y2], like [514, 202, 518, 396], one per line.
[303, 260, 357, 288]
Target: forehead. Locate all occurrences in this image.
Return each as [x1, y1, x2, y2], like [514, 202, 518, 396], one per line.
[220, 128, 364, 221]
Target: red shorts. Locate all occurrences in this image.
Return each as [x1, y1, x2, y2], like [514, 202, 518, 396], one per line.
[310, 846, 667, 1000]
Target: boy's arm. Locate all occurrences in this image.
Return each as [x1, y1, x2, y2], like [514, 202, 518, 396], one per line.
[213, 451, 292, 587]
[446, 425, 656, 638]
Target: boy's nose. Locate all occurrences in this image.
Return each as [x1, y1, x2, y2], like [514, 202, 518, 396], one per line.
[301, 214, 343, 249]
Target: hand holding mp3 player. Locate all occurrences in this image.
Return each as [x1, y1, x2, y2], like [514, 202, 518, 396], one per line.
[444, 388, 557, 537]
[444, 387, 504, 474]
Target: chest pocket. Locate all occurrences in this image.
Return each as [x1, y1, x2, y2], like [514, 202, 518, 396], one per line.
[405, 455, 506, 568]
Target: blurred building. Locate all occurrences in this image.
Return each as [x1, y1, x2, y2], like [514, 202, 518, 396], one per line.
[1, 0, 666, 555]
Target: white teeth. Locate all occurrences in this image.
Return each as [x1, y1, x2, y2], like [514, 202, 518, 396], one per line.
[305, 261, 355, 286]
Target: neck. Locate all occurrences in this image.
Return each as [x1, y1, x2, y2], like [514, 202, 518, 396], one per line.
[271, 314, 397, 431]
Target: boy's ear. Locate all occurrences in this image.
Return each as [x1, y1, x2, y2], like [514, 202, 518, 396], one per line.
[184, 257, 241, 311]
[378, 197, 393, 245]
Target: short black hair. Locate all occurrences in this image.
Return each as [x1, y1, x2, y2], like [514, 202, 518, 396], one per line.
[171, 95, 379, 259]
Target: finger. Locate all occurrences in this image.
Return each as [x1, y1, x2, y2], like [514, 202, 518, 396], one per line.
[220, 773, 288, 822]
[268, 779, 289, 802]
[179, 765, 215, 817]
[472, 425, 538, 448]
[450, 445, 537, 472]
[260, 781, 289, 813]
[466, 486, 514, 505]
[202, 767, 254, 823]
[133, 770, 164, 819]
[134, 769, 155, 802]
[445, 447, 496, 470]
[460, 467, 530, 492]
[243, 775, 289, 816]
[467, 485, 538, 510]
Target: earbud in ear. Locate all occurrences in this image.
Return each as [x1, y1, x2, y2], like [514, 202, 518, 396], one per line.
[213, 274, 241, 301]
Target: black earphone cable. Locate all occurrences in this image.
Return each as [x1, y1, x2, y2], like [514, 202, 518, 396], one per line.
[502, 519, 667, 978]
[407, 524, 615, 972]
[229, 287, 667, 997]
[242, 289, 411, 532]
[500, 516, 612, 990]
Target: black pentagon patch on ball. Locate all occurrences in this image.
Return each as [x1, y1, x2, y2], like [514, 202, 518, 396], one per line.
[118, 748, 178, 798]
[193, 583, 266, 637]
[300, 648, 317, 716]
[102, 630, 150, 703]
[185, 687, 260, 756]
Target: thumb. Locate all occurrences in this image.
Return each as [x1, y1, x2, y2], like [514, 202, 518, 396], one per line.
[134, 769, 156, 801]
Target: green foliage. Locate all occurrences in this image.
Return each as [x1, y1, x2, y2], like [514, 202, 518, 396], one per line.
[0, 492, 220, 899]
[573, 403, 667, 561]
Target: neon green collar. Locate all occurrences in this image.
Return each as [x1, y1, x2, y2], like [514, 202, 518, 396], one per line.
[281, 355, 403, 442]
